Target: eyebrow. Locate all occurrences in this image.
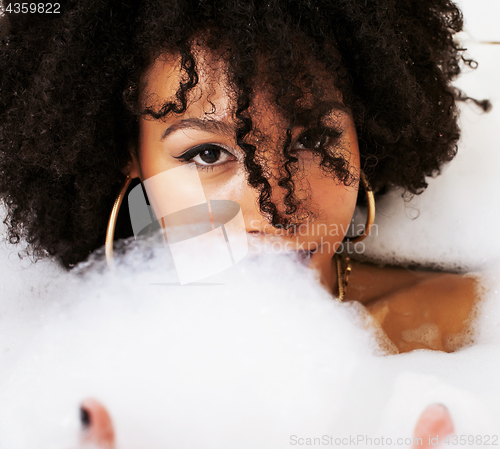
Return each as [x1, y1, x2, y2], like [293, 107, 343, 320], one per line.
[161, 118, 236, 140]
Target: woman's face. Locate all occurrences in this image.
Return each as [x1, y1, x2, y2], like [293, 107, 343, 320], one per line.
[129, 48, 360, 294]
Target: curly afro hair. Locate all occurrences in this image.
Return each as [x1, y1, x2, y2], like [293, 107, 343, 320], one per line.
[0, 0, 490, 268]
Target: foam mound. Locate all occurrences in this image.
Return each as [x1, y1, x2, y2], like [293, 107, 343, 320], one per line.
[0, 40, 500, 449]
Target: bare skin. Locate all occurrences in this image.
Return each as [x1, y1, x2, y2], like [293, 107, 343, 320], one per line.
[129, 45, 481, 356]
[342, 260, 479, 353]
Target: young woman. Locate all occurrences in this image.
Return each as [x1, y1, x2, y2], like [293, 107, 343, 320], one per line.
[0, 0, 488, 354]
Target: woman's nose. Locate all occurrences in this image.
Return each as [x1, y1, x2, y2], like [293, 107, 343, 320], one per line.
[80, 398, 115, 449]
[239, 181, 273, 235]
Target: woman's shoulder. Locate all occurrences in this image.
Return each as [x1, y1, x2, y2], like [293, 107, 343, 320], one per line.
[345, 260, 480, 353]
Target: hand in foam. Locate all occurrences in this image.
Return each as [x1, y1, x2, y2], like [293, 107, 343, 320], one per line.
[412, 403, 455, 449]
[80, 398, 115, 449]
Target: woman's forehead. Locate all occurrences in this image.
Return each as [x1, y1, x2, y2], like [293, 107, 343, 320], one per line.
[139, 44, 346, 123]
[139, 48, 234, 120]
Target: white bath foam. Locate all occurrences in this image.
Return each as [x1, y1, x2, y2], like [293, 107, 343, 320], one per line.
[376, 370, 498, 438]
[0, 242, 393, 449]
[0, 240, 500, 449]
[360, 42, 500, 273]
[0, 223, 71, 388]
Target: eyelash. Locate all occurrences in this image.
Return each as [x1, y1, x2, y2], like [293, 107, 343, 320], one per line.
[292, 127, 343, 153]
[174, 143, 237, 172]
[173, 127, 342, 171]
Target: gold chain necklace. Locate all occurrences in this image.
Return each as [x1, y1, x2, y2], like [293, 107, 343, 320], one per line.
[334, 253, 351, 302]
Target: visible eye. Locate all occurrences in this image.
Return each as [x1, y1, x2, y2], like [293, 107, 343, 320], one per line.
[293, 128, 342, 152]
[174, 143, 237, 170]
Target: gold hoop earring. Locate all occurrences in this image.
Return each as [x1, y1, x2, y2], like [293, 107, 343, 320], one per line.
[105, 176, 132, 268]
[346, 170, 375, 244]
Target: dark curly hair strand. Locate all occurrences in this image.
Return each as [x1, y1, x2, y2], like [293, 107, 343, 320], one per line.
[0, 0, 490, 267]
